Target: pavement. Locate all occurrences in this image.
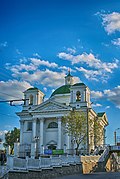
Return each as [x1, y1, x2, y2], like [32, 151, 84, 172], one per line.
[55, 172, 120, 179]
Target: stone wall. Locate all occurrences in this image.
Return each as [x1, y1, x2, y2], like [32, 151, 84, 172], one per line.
[8, 164, 82, 179]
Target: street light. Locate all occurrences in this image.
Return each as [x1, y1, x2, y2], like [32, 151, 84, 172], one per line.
[114, 128, 120, 145]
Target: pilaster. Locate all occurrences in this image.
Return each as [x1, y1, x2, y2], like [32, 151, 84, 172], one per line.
[57, 117, 62, 149]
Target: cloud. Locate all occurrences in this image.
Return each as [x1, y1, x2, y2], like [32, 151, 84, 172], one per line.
[92, 103, 102, 107]
[6, 55, 81, 88]
[100, 12, 120, 34]
[58, 52, 118, 72]
[43, 87, 47, 92]
[112, 38, 120, 46]
[103, 86, 120, 109]
[91, 90, 103, 98]
[76, 67, 101, 81]
[67, 48, 76, 54]
[58, 51, 118, 81]
[6, 57, 58, 73]
[16, 49, 22, 55]
[0, 41, 8, 47]
[106, 106, 110, 109]
[0, 80, 33, 100]
[33, 53, 41, 58]
[0, 130, 7, 137]
[30, 58, 58, 68]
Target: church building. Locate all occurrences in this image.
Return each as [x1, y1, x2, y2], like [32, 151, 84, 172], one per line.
[17, 72, 108, 157]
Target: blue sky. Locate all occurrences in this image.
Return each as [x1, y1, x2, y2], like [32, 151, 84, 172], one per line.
[0, 0, 120, 145]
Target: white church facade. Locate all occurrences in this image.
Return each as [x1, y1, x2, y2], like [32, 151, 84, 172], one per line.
[17, 72, 108, 158]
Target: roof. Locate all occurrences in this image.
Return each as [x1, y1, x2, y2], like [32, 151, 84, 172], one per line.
[97, 112, 105, 117]
[51, 85, 71, 97]
[73, 83, 86, 86]
[26, 87, 38, 91]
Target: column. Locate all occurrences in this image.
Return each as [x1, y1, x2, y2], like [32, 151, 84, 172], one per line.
[57, 117, 62, 149]
[40, 118, 44, 154]
[65, 133, 70, 151]
[31, 142, 36, 159]
[14, 143, 20, 157]
[32, 119, 37, 140]
[20, 121, 24, 144]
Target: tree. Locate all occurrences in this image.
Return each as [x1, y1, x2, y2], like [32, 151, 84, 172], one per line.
[89, 117, 103, 148]
[62, 110, 87, 155]
[3, 127, 20, 154]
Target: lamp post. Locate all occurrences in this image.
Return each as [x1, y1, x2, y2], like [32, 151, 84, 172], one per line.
[114, 128, 120, 145]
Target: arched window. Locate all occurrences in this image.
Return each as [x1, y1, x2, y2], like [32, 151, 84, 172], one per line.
[29, 95, 33, 105]
[48, 122, 58, 128]
[76, 91, 81, 101]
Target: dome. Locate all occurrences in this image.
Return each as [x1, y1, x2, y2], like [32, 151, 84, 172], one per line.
[72, 83, 86, 87]
[51, 85, 71, 97]
[26, 87, 38, 91]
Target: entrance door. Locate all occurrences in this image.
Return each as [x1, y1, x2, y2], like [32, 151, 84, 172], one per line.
[48, 144, 56, 150]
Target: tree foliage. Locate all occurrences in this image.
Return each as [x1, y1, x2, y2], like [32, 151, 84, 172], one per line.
[89, 118, 103, 147]
[3, 127, 20, 154]
[62, 110, 87, 154]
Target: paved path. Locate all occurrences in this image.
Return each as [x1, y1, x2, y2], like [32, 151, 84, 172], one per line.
[55, 172, 120, 179]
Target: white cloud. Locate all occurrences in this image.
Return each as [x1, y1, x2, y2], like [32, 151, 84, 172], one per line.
[101, 12, 120, 34]
[30, 58, 58, 68]
[0, 41, 8, 47]
[11, 69, 66, 88]
[91, 90, 103, 98]
[6, 57, 58, 74]
[106, 106, 110, 109]
[58, 51, 118, 81]
[0, 80, 33, 100]
[112, 38, 120, 46]
[103, 86, 120, 109]
[92, 103, 102, 107]
[33, 53, 41, 58]
[16, 49, 22, 55]
[76, 67, 101, 81]
[0, 130, 7, 137]
[43, 87, 47, 92]
[58, 52, 118, 72]
[67, 48, 76, 54]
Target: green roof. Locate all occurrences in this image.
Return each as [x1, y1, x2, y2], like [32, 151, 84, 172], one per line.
[97, 112, 105, 117]
[73, 83, 86, 86]
[27, 87, 38, 91]
[51, 85, 71, 97]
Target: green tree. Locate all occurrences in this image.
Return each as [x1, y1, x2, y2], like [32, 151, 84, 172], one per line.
[89, 118, 103, 148]
[3, 127, 20, 154]
[62, 110, 87, 155]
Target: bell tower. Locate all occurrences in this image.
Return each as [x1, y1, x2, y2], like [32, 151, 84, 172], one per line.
[70, 83, 91, 109]
[23, 87, 45, 107]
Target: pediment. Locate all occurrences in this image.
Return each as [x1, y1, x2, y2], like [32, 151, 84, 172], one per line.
[31, 100, 70, 112]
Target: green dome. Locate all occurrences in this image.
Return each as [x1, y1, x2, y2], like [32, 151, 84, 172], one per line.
[73, 83, 86, 86]
[27, 87, 38, 91]
[51, 85, 71, 97]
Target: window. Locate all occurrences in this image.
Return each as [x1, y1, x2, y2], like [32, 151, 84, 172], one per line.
[48, 122, 58, 128]
[76, 91, 81, 101]
[27, 122, 32, 131]
[29, 95, 33, 105]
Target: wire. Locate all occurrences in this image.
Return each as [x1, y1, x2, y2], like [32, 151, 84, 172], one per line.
[0, 92, 21, 99]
